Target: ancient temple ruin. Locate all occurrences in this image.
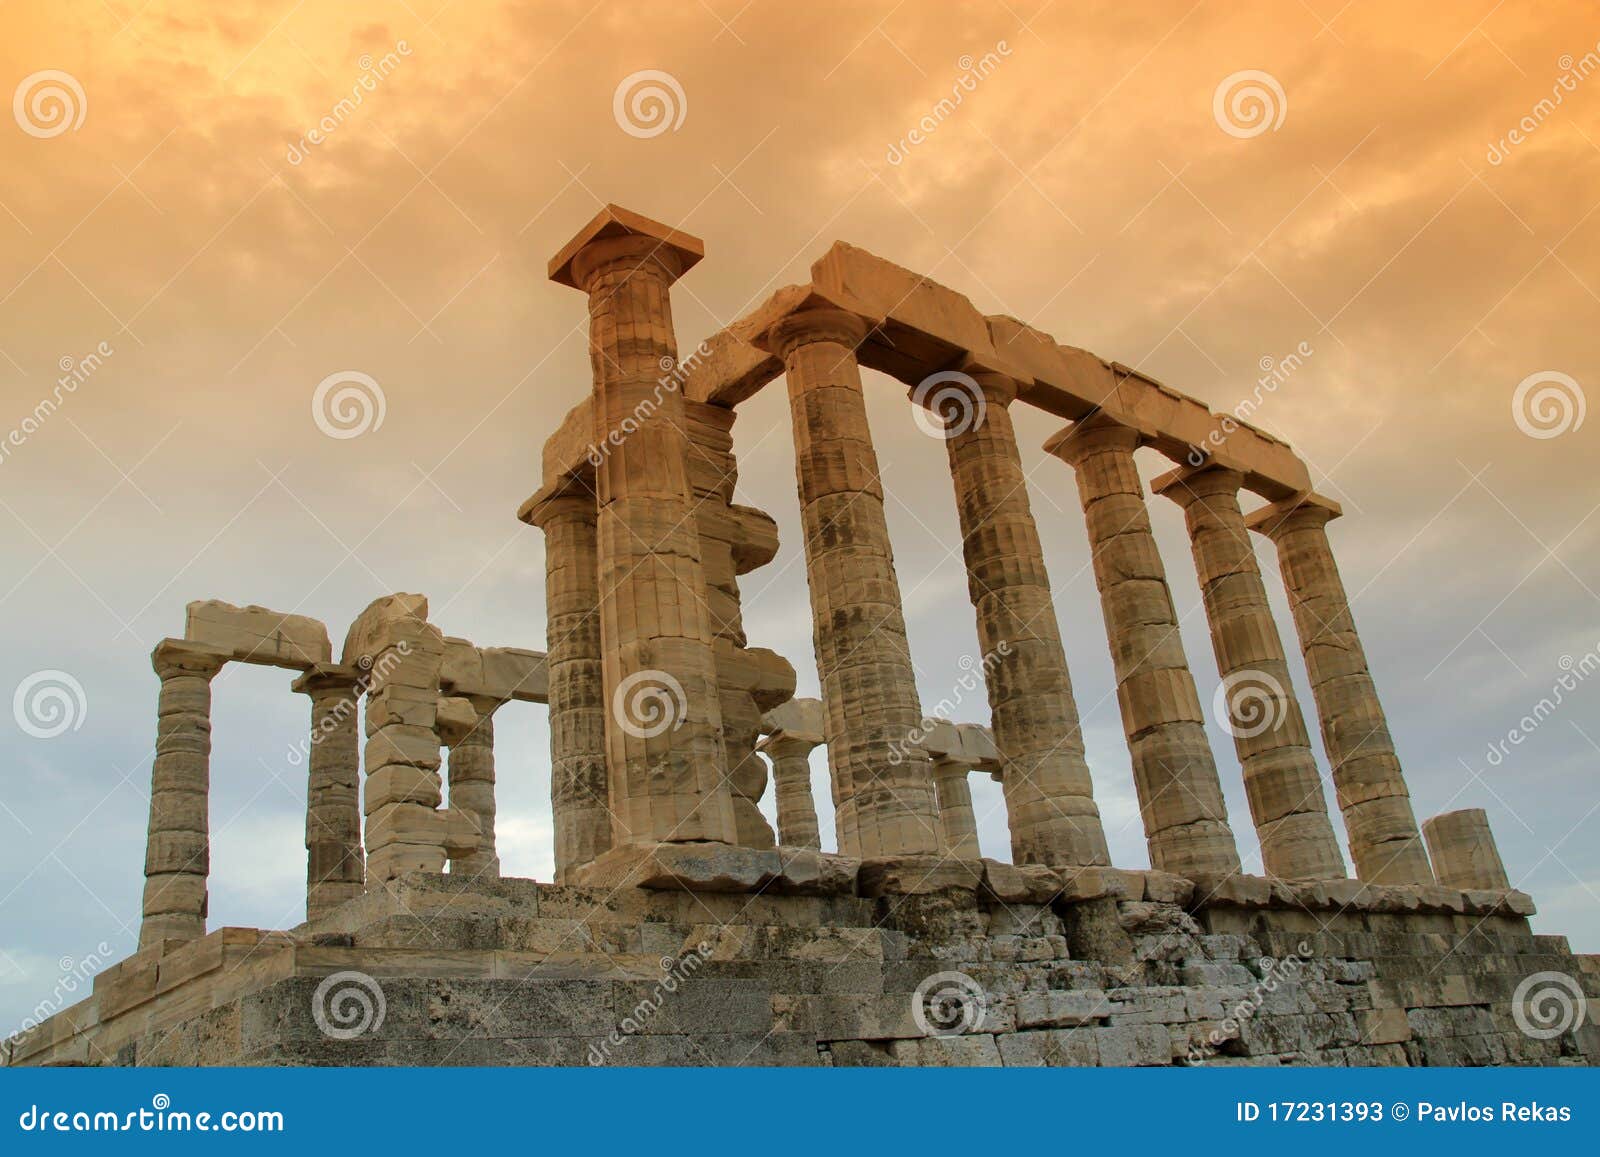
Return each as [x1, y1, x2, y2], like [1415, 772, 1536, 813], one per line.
[7, 205, 1597, 1067]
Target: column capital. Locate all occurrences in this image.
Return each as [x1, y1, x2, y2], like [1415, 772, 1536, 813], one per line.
[1244, 490, 1343, 539]
[548, 204, 703, 293]
[291, 662, 362, 697]
[758, 731, 822, 761]
[909, 363, 1021, 411]
[743, 284, 881, 360]
[151, 638, 229, 680]
[1150, 461, 1245, 506]
[519, 482, 596, 529]
[1043, 411, 1143, 465]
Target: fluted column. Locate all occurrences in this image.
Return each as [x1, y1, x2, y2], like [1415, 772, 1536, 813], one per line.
[1153, 465, 1346, 881]
[293, 665, 364, 921]
[527, 490, 613, 881]
[935, 371, 1109, 867]
[932, 761, 982, 859]
[1045, 415, 1241, 877]
[140, 640, 226, 951]
[1246, 494, 1433, 884]
[550, 211, 736, 847]
[446, 695, 500, 880]
[1422, 808, 1509, 890]
[760, 305, 941, 858]
[759, 734, 822, 849]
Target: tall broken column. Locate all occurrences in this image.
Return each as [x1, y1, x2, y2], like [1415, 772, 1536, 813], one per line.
[1045, 415, 1242, 878]
[139, 639, 228, 950]
[752, 293, 942, 858]
[548, 205, 736, 847]
[525, 488, 613, 882]
[932, 369, 1110, 868]
[292, 664, 365, 921]
[1153, 464, 1346, 881]
[1246, 493, 1434, 885]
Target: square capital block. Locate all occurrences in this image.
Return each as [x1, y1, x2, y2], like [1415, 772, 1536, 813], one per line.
[548, 204, 704, 289]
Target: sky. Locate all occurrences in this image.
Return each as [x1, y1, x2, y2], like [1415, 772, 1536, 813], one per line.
[0, 1, 1597, 1035]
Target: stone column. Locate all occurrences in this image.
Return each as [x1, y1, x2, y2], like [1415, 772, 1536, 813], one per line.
[759, 734, 822, 849]
[1045, 415, 1241, 878]
[526, 490, 613, 882]
[932, 761, 982, 859]
[292, 665, 365, 922]
[935, 371, 1110, 868]
[759, 304, 941, 859]
[549, 208, 736, 847]
[445, 695, 501, 880]
[1246, 494, 1434, 885]
[140, 640, 226, 951]
[1153, 465, 1346, 881]
[1422, 809, 1510, 890]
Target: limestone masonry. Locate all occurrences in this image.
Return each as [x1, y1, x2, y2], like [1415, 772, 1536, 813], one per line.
[7, 206, 1596, 1068]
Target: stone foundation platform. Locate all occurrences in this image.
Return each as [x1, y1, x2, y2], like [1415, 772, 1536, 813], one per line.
[7, 857, 1598, 1067]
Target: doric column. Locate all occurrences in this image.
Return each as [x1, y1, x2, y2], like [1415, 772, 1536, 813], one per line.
[1246, 493, 1434, 885]
[755, 302, 941, 858]
[1045, 415, 1241, 878]
[932, 761, 982, 859]
[140, 639, 227, 951]
[1422, 808, 1510, 890]
[933, 371, 1109, 868]
[759, 734, 822, 849]
[444, 695, 500, 880]
[1153, 465, 1346, 881]
[292, 665, 364, 921]
[549, 207, 736, 847]
[525, 489, 613, 882]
